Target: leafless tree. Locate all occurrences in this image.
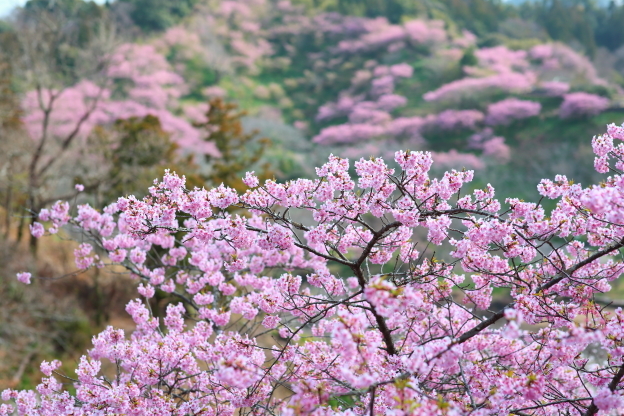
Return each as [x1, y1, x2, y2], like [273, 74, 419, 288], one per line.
[0, 4, 119, 251]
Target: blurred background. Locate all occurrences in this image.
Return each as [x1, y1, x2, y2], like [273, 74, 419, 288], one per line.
[0, 0, 623, 390]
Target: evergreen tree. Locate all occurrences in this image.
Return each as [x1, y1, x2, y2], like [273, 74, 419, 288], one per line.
[117, 0, 199, 32]
[196, 98, 273, 193]
[595, 1, 624, 51]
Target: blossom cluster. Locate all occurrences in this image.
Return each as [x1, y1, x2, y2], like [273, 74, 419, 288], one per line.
[485, 98, 542, 126]
[336, 17, 446, 54]
[530, 43, 606, 86]
[3, 122, 624, 415]
[422, 72, 536, 102]
[559, 92, 611, 119]
[22, 43, 220, 158]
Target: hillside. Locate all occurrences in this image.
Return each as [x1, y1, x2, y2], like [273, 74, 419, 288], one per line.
[108, 0, 624, 203]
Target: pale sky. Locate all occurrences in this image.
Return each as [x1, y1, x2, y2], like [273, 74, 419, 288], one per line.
[0, 0, 107, 18]
[0, 0, 27, 18]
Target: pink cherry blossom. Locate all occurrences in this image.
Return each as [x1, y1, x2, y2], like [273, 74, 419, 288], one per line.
[16, 272, 31, 285]
[423, 72, 536, 102]
[559, 92, 610, 118]
[485, 98, 541, 125]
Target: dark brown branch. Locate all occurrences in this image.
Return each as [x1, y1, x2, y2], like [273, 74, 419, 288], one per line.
[436, 238, 624, 356]
[369, 385, 376, 416]
[537, 238, 624, 294]
[352, 265, 397, 356]
[36, 84, 108, 179]
[355, 221, 402, 267]
[583, 364, 624, 416]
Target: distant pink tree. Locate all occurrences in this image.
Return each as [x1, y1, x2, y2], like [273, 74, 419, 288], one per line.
[313, 61, 414, 145]
[452, 29, 477, 48]
[475, 46, 530, 74]
[559, 92, 611, 119]
[530, 43, 607, 86]
[539, 80, 570, 96]
[468, 128, 511, 162]
[485, 98, 541, 126]
[22, 43, 220, 158]
[336, 17, 446, 54]
[376, 94, 408, 111]
[312, 123, 386, 145]
[370, 75, 395, 96]
[153, 26, 205, 62]
[386, 116, 426, 140]
[16, 36, 219, 249]
[6, 4, 120, 248]
[481, 136, 511, 161]
[431, 109, 484, 131]
[208, 0, 273, 72]
[422, 41, 611, 113]
[388, 63, 413, 78]
[21, 81, 110, 143]
[423, 72, 536, 102]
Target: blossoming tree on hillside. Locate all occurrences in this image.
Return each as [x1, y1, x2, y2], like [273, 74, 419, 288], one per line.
[5, 4, 219, 249]
[3, 122, 624, 415]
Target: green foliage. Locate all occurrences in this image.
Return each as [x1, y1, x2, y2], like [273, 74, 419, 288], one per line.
[514, 0, 624, 56]
[92, 115, 192, 203]
[437, 0, 514, 36]
[291, 0, 435, 23]
[333, 0, 419, 23]
[0, 60, 21, 133]
[181, 56, 220, 100]
[570, 83, 616, 99]
[5, 0, 114, 92]
[0, 58, 26, 241]
[328, 393, 357, 410]
[51, 314, 93, 355]
[117, 0, 200, 32]
[25, 0, 102, 13]
[595, 1, 624, 51]
[110, 116, 176, 171]
[196, 97, 273, 193]
[477, 32, 506, 48]
[459, 47, 478, 67]
[289, 0, 624, 57]
[502, 37, 544, 50]
[519, 0, 597, 57]
[0, 20, 13, 34]
[24, 0, 108, 46]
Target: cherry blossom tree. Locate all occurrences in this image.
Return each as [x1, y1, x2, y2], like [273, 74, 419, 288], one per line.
[559, 92, 611, 119]
[3, 122, 624, 415]
[5, 6, 221, 250]
[5, 4, 118, 248]
[485, 98, 541, 126]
